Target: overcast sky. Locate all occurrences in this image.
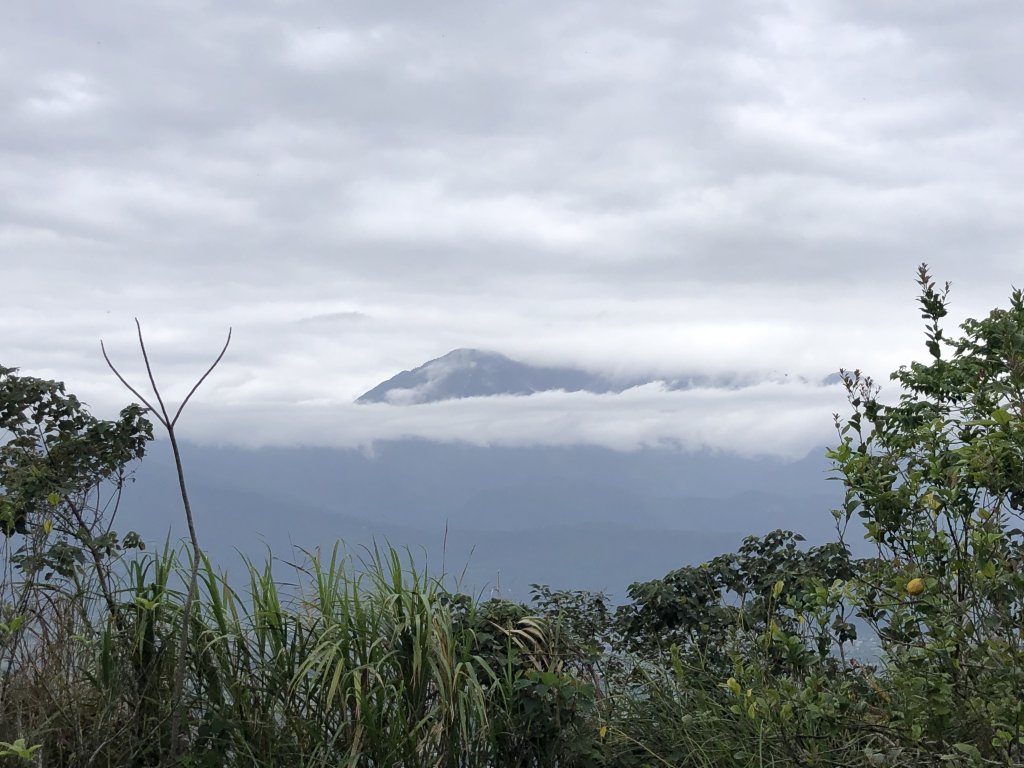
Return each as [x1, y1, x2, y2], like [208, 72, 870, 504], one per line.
[2, 1, 1023, 456]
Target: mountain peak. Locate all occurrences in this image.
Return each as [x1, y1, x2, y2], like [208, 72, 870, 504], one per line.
[356, 349, 626, 405]
[356, 350, 843, 406]
[435, 348, 505, 363]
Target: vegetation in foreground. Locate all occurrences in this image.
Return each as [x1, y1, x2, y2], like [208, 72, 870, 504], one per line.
[2, 265, 1024, 767]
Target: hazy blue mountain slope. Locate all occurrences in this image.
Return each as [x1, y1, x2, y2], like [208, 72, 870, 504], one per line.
[149, 440, 837, 513]
[117, 439, 846, 597]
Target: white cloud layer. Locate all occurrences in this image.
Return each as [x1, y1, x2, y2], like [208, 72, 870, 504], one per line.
[175, 381, 851, 460]
[2, 0, 1023, 456]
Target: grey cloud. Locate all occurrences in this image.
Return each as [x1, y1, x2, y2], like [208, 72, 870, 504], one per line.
[294, 311, 369, 327]
[173, 381, 851, 459]
[2, 0, 1022, 450]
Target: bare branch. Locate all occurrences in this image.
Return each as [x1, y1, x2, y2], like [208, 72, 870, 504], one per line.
[100, 339, 164, 426]
[135, 318, 171, 425]
[172, 327, 232, 428]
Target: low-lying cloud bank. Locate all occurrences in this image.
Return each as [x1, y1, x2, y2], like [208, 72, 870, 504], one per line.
[175, 380, 850, 459]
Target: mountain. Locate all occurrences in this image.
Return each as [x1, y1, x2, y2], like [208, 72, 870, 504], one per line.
[356, 349, 843, 405]
[112, 351, 854, 596]
[116, 439, 850, 599]
[356, 348, 641, 404]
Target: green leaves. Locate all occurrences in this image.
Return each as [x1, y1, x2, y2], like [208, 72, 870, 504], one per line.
[828, 265, 1024, 764]
[619, 528, 856, 672]
[0, 738, 41, 762]
[0, 365, 152, 593]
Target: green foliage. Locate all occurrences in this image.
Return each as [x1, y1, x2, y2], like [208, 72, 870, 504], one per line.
[0, 365, 151, 539]
[1, 365, 156, 765]
[828, 265, 1024, 762]
[618, 529, 857, 672]
[470, 596, 606, 767]
[0, 364, 151, 607]
[0, 738, 40, 763]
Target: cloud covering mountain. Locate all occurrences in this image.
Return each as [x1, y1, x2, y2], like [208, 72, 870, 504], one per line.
[357, 348, 654, 404]
[358, 349, 599, 404]
[4, 1, 1021, 452]
[356, 347, 842, 407]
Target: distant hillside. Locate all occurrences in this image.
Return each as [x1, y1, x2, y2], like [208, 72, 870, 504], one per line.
[356, 349, 642, 404]
[118, 439, 848, 598]
[357, 349, 843, 405]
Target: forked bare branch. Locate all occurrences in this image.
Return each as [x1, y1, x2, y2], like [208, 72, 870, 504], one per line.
[134, 319, 171, 425]
[100, 339, 160, 422]
[173, 327, 232, 427]
[100, 319, 232, 764]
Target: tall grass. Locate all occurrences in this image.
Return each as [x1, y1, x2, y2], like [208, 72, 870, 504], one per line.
[0, 534, 895, 768]
[1, 541, 567, 767]
[0, 533, 976, 768]
[292, 544, 493, 767]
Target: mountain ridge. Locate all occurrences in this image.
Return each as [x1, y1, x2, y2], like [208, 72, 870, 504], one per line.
[357, 348, 642, 404]
[357, 348, 842, 405]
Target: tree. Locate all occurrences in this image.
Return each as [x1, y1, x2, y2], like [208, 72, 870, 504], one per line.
[830, 265, 1024, 761]
[0, 365, 151, 709]
[618, 529, 856, 668]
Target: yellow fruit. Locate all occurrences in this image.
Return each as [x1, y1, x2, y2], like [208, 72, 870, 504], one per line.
[906, 578, 926, 596]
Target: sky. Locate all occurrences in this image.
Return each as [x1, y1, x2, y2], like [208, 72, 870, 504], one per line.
[2, 1, 1023, 457]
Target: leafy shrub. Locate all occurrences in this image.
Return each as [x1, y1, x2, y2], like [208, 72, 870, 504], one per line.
[830, 266, 1024, 762]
